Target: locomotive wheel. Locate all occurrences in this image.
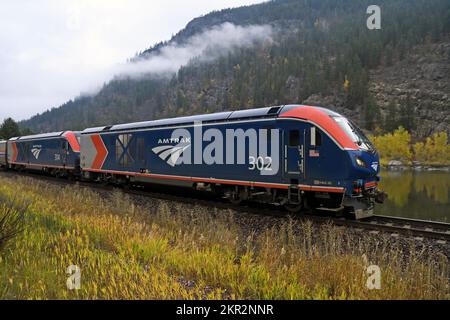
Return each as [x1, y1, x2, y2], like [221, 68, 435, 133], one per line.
[211, 186, 224, 198]
[226, 188, 246, 205]
[284, 203, 303, 213]
[229, 196, 243, 205]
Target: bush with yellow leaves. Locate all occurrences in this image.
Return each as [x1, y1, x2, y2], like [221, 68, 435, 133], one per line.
[413, 132, 450, 166]
[369, 127, 413, 165]
[370, 128, 450, 166]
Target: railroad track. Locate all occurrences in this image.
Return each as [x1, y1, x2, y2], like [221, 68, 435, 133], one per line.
[328, 215, 450, 243]
[1, 169, 449, 244]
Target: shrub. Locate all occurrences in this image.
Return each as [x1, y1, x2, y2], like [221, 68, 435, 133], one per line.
[0, 195, 27, 251]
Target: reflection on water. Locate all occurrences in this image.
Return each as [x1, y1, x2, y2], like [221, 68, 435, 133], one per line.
[375, 170, 450, 222]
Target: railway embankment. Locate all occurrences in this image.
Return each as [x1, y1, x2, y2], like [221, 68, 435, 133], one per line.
[0, 174, 448, 299]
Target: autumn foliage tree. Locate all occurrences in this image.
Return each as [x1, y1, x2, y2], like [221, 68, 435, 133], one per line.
[370, 128, 450, 166]
[413, 132, 450, 165]
[369, 127, 413, 165]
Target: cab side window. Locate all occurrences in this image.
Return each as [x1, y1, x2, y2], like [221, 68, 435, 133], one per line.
[310, 127, 322, 147]
[316, 131, 322, 146]
[289, 130, 300, 146]
[62, 140, 69, 151]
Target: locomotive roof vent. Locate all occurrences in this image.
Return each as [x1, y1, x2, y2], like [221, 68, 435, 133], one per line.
[14, 131, 65, 141]
[267, 106, 282, 115]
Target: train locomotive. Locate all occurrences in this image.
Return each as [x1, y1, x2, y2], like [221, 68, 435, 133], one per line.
[0, 105, 385, 218]
[2, 131, 81, 177]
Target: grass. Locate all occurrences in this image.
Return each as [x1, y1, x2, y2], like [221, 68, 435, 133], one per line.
[0, 175, 448, 299]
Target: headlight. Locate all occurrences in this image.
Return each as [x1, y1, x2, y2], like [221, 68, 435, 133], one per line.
[355, 157, 366, 167]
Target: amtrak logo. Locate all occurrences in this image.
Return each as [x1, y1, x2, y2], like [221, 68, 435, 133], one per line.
[152, 144, 191, 167]
[371, 162, 379, 171]
[31, 146, 42, 159]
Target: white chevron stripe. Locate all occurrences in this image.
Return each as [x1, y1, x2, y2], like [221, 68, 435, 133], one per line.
[152, 144, 191, 167]
[152, 145, 173, 155]
[167, 145, 190, 167]
[159, 146, 184, 161]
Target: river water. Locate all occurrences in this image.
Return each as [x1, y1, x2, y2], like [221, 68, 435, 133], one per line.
[375, 170, 450, 222]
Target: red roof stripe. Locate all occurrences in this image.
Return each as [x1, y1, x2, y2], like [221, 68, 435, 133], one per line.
[280, 106, 358, 150]
[63, 131, 80, 152]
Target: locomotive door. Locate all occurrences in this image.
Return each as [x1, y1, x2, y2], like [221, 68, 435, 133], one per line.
[61, 140, 69, 167]
[23, 142, 30, 164]
[135, 137, 146, 172]
[284, 129, 305, 181]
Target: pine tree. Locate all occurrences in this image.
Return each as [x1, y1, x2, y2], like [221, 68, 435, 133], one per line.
[0, 118, 21, 139]
[363, 95, 380, 131]
[384, 102, 399, 132]
[21, 128, 34, 136]
[399, 93, 416, 132]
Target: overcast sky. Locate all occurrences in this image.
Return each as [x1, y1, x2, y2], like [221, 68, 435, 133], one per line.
[0, 0, 264, 122]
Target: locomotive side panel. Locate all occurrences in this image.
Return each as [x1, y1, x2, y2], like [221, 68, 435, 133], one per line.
[81, 119, 293, 188]
[80, 118, 352, 192]
[301, 124, 352, 189]
[12, 138, 64, 169]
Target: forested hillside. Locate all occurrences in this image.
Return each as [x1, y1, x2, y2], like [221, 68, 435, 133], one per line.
[20, 0, 450, 138]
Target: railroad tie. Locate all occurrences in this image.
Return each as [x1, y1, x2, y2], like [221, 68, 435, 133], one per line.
[390, 233, 399, 238]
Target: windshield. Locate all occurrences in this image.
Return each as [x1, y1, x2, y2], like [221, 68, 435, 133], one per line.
[332, 116, 375, 152]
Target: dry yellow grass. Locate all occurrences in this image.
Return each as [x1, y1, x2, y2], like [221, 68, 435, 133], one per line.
[0, 175, 448, 299]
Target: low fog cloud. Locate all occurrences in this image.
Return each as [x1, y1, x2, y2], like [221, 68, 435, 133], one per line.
[115, 23, 273, 78]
